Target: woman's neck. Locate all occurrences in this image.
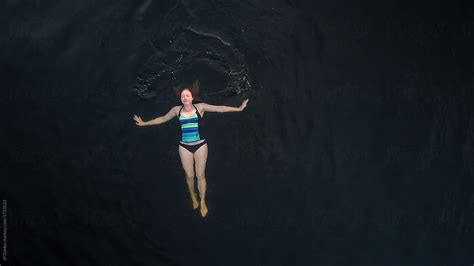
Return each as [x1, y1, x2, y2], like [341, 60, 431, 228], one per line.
[182, 103, 194, 111]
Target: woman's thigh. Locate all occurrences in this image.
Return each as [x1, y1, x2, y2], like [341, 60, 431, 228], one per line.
[193, 144, 208, 178]
[178, 145, 195, 177]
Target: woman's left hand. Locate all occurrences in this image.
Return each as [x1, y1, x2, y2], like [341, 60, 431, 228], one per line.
[239, 99, 249, 111]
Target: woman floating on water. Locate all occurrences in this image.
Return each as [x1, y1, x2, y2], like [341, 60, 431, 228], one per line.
[133, 81, 249, 217]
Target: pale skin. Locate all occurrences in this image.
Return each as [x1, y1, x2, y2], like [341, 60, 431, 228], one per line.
[133, 89, 249, 217]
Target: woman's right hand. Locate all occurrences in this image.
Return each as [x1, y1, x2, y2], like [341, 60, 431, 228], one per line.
[133, 115, 146, 126]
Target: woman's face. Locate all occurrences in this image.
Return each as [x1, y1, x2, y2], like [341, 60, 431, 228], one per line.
[180, 89, 193, 105]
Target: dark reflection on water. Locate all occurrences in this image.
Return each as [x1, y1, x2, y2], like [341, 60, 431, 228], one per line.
[2, 0, 474, 265]
[133, 0, 252, 102]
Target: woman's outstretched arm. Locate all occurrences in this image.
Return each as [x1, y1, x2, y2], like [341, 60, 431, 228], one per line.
[201, 99, 249, 113]
[133, 106, 179, 126]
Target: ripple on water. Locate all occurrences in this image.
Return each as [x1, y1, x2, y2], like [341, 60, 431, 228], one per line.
[133, 24, 251, 102]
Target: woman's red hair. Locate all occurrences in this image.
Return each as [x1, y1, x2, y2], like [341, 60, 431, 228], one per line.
[174, 80, 201, 103]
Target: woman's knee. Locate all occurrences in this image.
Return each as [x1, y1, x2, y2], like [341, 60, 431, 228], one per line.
[186, 175, 194, 181]
[196, 173, 206, 180]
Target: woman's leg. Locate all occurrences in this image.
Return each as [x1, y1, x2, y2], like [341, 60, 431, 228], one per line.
[178, 145, 199, 209]
[194, 143, 208, 217]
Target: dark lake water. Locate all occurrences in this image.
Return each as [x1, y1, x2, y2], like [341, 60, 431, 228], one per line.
[2, 0, 474, 265]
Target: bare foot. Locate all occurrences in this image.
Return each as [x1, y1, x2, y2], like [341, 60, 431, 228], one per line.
[200, 201, 208, 217]
[191, 193, 199, 210]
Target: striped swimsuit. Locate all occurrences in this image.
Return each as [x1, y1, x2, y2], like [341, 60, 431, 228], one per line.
[178, 104, 207, 153]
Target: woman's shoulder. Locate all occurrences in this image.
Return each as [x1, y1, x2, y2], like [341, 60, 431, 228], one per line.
[194, 103, 206, 115]
[194, 102, 207, 109]
[170, 105, 182, 114]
